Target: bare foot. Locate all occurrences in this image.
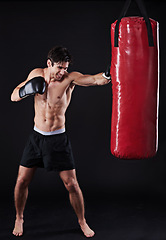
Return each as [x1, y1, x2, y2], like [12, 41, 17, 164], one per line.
[12, 218, 24, 237]
[79, 219, 95, 238]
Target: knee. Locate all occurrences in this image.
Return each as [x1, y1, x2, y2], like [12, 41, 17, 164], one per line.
[65, 178, 80, 193]
[16, 176, 29, 189]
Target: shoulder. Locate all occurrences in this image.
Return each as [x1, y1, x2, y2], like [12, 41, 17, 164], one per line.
[62, 72, 82, 90]
[27, 68, 44, 80]
[67, 71, 84, 83]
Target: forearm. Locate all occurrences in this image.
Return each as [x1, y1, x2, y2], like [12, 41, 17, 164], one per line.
[95, 73, 111, 86]
[11, 87, 22, 102]
[80, 73, 110, 86]
[72, 72, 110, 86]
[11, 79, 27, 102]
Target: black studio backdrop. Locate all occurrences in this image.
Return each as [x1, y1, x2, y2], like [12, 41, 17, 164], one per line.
[1, 0, 166, 202]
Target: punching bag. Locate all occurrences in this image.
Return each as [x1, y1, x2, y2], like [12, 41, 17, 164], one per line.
[110, 0, 159, 159]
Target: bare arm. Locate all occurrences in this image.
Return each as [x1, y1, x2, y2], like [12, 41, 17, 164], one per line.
[70, 71, 111, 87]
[11, 68, 44, 102]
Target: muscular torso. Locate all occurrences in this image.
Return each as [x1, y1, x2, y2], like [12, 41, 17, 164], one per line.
[34, 72, 75, 132]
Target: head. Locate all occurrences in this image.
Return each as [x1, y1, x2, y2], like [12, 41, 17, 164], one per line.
[47, 46, 72, 81]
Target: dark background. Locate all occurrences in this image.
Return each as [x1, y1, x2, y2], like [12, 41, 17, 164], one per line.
[1, 0, 166, 239]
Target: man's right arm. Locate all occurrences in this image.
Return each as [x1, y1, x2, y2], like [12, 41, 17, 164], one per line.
[68, 65, 111, 87]
[11, 69, 45, 102]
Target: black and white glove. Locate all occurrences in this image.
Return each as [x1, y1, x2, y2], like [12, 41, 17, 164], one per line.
[19, 77, 46, 98]
[102, 65, 111, 80]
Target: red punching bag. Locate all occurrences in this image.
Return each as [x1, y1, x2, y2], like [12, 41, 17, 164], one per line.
[110, 0, 159, 159]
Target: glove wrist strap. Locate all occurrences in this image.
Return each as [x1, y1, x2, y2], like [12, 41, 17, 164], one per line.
[102, 72, 111, 80]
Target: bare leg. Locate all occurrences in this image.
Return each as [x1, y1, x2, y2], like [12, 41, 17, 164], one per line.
[13, 165, 37, 237]
[59, 169, 95, 238]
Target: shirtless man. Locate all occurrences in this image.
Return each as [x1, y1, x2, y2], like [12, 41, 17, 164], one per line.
[11, 46, 111, 238]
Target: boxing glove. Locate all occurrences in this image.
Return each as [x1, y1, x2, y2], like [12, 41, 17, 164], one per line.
[102, 65, 111, 80]
[19, 76, 46, 98]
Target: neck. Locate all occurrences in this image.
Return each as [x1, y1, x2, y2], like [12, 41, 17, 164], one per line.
[44, 68, 52, 84]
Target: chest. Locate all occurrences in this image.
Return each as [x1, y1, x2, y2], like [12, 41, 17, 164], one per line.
[36, 81, 72, 106]
[48, 82, 66, 101]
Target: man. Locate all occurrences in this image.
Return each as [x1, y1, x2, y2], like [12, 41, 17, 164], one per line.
[11, 46, 111, 238]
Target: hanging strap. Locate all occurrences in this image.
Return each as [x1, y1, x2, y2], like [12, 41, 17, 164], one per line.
[114, 0, 154, 47]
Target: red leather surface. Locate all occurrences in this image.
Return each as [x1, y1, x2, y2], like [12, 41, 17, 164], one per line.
[110, 17, 159, 159]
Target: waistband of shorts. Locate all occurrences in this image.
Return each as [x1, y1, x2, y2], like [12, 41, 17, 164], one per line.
[34, 126, 66, 136]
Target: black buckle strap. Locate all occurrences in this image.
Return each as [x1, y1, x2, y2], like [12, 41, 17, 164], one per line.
[114, 0, 154, 47]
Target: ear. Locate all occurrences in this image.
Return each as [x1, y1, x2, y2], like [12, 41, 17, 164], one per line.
[47, 59, 52, 67]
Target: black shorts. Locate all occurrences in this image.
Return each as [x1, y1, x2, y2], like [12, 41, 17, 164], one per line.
[20, 130, 75, 172]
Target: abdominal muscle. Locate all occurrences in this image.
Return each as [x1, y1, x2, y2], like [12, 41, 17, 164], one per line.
[33, 81, 73, 132]
[34, 105, 66, 132]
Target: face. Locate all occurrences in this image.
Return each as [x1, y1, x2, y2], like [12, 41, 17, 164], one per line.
[47, 60, 69, 81]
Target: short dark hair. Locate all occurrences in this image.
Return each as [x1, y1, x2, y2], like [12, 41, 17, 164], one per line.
[47, 46, 72, 66]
